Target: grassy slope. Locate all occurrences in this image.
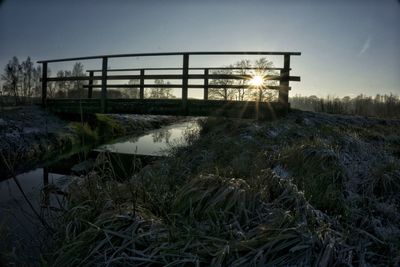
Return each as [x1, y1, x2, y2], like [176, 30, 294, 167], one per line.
[51, 110, 400, 266]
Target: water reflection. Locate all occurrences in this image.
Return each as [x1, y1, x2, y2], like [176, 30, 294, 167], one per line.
[0, 119, 200, 263]
[0, 167, 67, 263]
[152, 128, 172, 144]
[97, 120, 199, 156]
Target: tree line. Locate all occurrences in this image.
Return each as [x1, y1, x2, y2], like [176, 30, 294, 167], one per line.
[1, 56, 42, 104]
[0, 56, 88, 104]
[290, 94, 400, 118]
[0, 56, 177, 104]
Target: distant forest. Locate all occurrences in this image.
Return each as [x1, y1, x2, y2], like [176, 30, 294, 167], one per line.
[1, 56, 399, 118]
[290, 94, 400, 118]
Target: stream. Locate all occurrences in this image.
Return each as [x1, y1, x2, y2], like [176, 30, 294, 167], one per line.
[0, 119, 200, 262]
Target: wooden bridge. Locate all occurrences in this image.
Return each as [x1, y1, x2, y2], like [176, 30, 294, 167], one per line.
[38, 51, 301, 119]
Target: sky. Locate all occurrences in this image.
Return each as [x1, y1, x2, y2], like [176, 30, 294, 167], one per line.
[0, 0, 399, 98]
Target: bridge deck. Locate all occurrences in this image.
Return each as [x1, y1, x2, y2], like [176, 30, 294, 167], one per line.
[47, 99, 289, 120]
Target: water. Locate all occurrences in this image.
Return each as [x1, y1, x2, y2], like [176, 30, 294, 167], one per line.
[97, 120, 199, 156]
[0, 169, 67, 262]
[0, 119, 199, 263]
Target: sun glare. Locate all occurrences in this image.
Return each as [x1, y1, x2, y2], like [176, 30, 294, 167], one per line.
[249, 75, 264, 87]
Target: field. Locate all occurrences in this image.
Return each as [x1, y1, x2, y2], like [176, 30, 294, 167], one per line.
[43, 110, 400, 266]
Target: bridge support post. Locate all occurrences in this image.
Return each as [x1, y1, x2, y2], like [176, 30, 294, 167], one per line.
[182, 54, 189, 114]
[41, 62, 47, 107]
[279, 54, 290, 111]
[140, 69, 145, 99]
[101, 57, 108, 113]
[204, 68, 209, 100]
[88, 71, 94, 98]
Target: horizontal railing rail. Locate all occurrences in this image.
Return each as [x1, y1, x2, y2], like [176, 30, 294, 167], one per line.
[38, 51, 301, 114]
[46, 74, 300, 82]
[38, 51, 300, 63]
[82, 84, 288, 90]
[85, 67, 291, 72]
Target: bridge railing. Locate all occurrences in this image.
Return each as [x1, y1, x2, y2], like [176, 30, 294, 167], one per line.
[38, 51, 301, 113]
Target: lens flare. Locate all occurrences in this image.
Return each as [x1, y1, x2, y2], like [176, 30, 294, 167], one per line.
[249, 75, 264, 87]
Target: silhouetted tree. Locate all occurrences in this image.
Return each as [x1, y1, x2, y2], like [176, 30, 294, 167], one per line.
[248, 58, 278, 102]
[32, 65, 42, 97]
[1, 56, 49, 104]
[71, 62, 85, 97]
[21, 57, 34, 99]
[1, 56, 22, 104]
[55, 70, 67, 97]
[209, 57, 278, 101]
[234, 59, 251, 101]
[122, 79, 140, 98]
[147, 79, 174, 99]
[209, 67, 235, 100]
[46, 69, 58, 98]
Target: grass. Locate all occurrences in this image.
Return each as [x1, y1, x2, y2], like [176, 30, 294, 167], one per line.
[53, 170, 330, 266]
[363, 160, 400, 199]
[70, 122, 99, 143]
[278, 140, 346, 215]
[94, 114, 127, 138]
[69, 114, 128, 145]
[48, 111, 400, 266]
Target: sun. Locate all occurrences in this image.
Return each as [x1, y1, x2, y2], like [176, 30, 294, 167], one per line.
[249, 75, 264, 87]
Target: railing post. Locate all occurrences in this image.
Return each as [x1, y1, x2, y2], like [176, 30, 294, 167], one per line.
[203, 68, 209, 100]
[88, 71, 94, 98]
[41, 62, 47, 107]
[279, 54, 290, 109]
[140, 69, 145, 99]
[101, 57, 108, 113]
[182, 54, 189, 114]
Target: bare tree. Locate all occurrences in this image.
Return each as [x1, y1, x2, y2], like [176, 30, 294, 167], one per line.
[1, 56, 22, 104]
[147, 79, 174, 99]
[234, 59, 251, 101]
[208, 58, 278, 102]
[71, 62, 85, 97]
[32, 65, 42, 97]
[21, 57, 34, 99]
[55, 70, 73, 97]
[122, 79, 140, 98]
[209, 67, 236, 100]
[247, 58, 279, 102]
[46, 68, 57, 98]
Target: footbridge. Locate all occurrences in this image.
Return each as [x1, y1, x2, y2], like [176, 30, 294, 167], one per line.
[38, 51, 301, 119]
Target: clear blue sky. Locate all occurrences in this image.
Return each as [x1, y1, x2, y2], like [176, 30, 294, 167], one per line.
[0, 0, 399, 97]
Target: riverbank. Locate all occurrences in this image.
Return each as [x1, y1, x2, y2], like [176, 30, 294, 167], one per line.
[48, 110, 400, 266]
[0, 105, 181, 178]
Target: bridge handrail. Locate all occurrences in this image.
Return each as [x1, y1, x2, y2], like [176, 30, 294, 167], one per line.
[37, 51, 300, 63]
[85, 67, 291, 72]
[46, 74, 300, 82]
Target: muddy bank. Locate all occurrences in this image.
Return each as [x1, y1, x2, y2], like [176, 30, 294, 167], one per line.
[0, 105, 181, 177]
